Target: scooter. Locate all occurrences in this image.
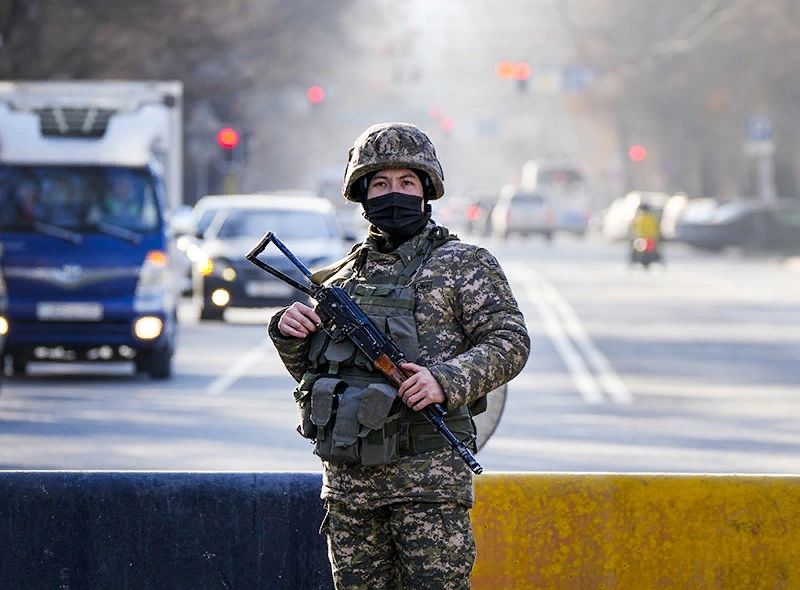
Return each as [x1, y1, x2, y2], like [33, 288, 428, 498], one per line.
[630, 237, 662, 268]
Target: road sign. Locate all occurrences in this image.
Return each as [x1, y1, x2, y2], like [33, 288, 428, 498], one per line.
[746, 114, 773, 141]
[562, 66, 593, 92]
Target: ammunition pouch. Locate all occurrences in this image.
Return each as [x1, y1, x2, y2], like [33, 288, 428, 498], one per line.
[310, 378, 402, 466]
[292, 372, 320, 439]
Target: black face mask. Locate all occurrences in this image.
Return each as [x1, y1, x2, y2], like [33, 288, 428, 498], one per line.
[364, 192, 430, 238]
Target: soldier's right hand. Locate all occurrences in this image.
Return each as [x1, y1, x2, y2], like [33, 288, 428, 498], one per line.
[278, 302, 321, 339]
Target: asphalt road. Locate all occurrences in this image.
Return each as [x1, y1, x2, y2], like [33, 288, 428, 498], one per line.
[2, 233, 799, 474]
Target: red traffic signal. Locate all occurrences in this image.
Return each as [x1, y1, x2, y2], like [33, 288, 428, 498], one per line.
[495, 61, 532, 81]
[440, 116, 455, 134]
[216, 127, 240, 150]
[306, 85, 325, 105]
[514, 62, 532, 81]
[628, 144, 648, 162]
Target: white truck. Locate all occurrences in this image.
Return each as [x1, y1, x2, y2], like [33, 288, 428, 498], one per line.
[521, 159, 592, 237]
[0, 80, 184, 378]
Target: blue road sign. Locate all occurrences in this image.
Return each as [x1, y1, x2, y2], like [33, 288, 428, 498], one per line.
[746, 114, 773, 141]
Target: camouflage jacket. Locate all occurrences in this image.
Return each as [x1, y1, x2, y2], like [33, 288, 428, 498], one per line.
[268, 221, 530, 507]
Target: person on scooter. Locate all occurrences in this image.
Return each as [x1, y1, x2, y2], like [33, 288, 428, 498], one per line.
[629, 202, 662, 266]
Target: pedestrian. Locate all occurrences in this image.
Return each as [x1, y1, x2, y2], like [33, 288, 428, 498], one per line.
[268, 122, 530, 589]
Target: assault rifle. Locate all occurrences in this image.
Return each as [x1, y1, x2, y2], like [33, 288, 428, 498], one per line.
[246, 232, 483, 474]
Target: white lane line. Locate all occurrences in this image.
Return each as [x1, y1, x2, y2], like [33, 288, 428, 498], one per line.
[205, 338, 270, 395]
[518, 266, 632, 404]
[533, 272, 633, 404]
[524, 281, 605, 404]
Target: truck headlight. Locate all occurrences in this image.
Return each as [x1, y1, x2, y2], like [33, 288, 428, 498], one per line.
[135, 250, 172, 312]
[134, 316, 163, 339]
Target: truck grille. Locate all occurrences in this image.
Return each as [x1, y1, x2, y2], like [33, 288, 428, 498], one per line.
[35, 107, 116, 138]
[10, 320, 132, 343]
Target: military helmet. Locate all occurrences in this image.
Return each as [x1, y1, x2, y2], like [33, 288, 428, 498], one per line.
[342, 122, 445, 202]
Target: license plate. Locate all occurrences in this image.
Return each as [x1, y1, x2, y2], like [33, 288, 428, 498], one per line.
[244, 281, 293, 297]
[36, 302, 104, 321]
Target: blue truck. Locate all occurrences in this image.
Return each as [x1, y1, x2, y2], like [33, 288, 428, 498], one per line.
[0, 81, 183, 378]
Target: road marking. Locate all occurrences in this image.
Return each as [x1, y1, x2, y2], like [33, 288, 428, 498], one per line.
[526, 281, 605, 403]
[520, 267, 632, 404]
[205, 338, 271, 395]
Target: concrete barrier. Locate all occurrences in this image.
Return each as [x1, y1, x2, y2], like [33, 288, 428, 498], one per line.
[0, 471, 332, 589]
[472, 473, 800, 589]
[2, 471, 799, 589]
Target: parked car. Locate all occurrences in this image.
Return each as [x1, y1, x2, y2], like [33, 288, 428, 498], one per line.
[674, 199, 800, 253]
[659, 193, 689, 241]
[660, 194, 722, 241]
[192, 195, 346, 320]
[601, 191, 669, 241]
[553, 202, 591, 237]
[491, 185, 556, 240]
[521, 160, 592, 237]
[663, 197, 718, 241]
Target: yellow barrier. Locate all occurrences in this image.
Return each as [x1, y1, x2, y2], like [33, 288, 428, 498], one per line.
[471, 473, 800, 590]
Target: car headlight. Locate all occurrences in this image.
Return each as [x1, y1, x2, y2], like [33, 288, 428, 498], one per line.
[197, 255, 214, 277]
[198, 256, 234, 279]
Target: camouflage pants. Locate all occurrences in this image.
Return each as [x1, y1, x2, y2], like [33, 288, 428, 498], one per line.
[321, 500, 476, 590]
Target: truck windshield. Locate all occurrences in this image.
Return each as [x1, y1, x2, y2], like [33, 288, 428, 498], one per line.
[0, 165, 159, 233]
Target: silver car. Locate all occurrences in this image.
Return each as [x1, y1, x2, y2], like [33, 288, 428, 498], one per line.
[191, 195, 347, 320]
[490, 186, 556, 241]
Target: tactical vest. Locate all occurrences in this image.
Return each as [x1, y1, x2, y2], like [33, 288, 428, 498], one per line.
[292, 227, 480, 467]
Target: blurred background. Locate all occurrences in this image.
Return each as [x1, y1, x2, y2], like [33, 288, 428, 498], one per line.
[0, 0, 798, 473]
[4, 0, 799, 205]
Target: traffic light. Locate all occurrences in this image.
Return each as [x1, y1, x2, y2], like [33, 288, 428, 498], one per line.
[440, 116, 455, 135]
[514, 62, 532, 92]
[495, 61, 516, 79]
[628, 144, 648, 163]
[495, 61, 532, 92]
[306, 85, 325, 105]
[216, 127, 241, 162]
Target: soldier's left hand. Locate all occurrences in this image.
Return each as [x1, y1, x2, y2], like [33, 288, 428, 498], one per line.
[398, 362, 446, 411]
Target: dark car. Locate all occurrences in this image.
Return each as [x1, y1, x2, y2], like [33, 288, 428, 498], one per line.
[674, 199, 800, 253]
[192, 196, 346, 321]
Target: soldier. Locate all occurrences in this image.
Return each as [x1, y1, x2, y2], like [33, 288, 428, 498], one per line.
[268, 122, 530, 589]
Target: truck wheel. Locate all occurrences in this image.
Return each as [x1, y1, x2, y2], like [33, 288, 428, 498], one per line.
[136, 348, 173, 380]
[199, 303, 225, 321]
[10, 354, 27, 376]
